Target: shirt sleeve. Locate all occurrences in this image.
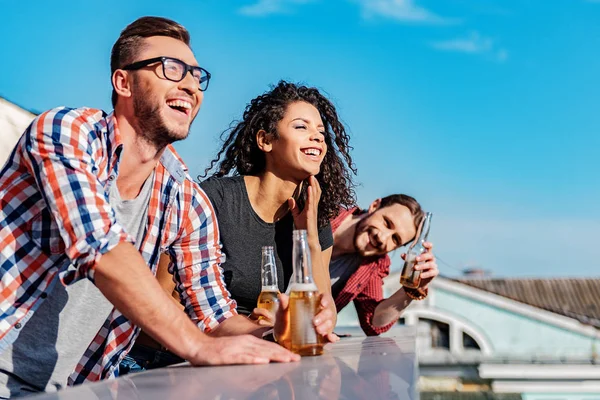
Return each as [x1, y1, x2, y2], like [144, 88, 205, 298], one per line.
[169, 181, 237, 332]
[22, 107, 133, 284]
[353, 260, 396, 336]
[318, 221, 334, 251]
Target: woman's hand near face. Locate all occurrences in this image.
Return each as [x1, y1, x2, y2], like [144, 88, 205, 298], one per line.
[288, 176, 322, 245]
[287, 176, 335, 322]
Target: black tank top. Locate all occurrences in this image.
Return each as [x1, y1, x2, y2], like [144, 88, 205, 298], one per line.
[199, 176, 333, 315]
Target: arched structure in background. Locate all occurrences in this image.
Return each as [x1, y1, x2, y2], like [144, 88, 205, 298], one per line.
[401, 307, 494, 355]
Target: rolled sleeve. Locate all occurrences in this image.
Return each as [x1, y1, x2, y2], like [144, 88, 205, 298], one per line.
[22, 108, 133, 284]
[354, 264, 395, 336]
[170, 183, 237, 332]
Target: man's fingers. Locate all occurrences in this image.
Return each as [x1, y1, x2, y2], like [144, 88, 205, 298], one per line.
[251, 340, 300, 362]
[420, 271, 438, 280]
[415, 261, 438, 272]
[238, 354, 270, 365]
[192, 335, 300, 366]
[416, 252, 435, 262]
[420, 266, 439, 279]
[245, 336, 300, 363]
[418, 259, 439, 280]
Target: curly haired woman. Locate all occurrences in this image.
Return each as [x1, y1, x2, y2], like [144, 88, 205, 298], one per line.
[199, 80, 356, 331]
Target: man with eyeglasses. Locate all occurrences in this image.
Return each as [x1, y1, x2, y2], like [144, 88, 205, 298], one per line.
[0, 16, 299, 398]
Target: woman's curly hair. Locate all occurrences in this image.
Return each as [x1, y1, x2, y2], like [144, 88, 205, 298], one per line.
[201, 81, 357, 227]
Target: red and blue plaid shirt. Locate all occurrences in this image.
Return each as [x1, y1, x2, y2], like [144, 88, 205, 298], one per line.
[331, 207, 395, 336]
[0, 107, 237, 384]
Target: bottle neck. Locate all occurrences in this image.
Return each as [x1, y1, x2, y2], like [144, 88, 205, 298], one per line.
[261, 247, 278, 288]
[412, 212, 432, 251]
[291, 229, 314, 286]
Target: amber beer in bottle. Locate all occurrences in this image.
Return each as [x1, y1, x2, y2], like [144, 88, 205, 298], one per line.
[257, 246, 280, 320]
[400, 212, 433, 289]
[289, 230, 324, 356]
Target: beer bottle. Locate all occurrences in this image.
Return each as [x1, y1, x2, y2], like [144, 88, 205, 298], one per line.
[257, 246, 280, 321]
[400, 212, 432, 289]
[289, 229, 324, 356]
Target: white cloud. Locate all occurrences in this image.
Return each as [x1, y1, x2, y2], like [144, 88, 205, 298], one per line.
[238, 0, 315, 17]
[430, 31, 508, 62]
[355, 0, 454, 24]
[240, 0, 453, 23]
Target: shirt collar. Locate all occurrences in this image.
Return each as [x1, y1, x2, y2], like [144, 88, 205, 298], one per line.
[331, 206, 360, 233]
[107, 111, 124, 159]
[160, 145, 188, 185]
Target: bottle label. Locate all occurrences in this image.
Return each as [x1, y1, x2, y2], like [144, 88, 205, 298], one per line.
[290, 288, 319, 346]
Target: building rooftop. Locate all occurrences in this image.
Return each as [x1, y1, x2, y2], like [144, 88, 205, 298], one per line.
[452, 277, 600, 329]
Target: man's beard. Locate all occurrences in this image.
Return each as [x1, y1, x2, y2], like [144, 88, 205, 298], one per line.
[353, 216, 386, 257]
[132, 81, 191, 149]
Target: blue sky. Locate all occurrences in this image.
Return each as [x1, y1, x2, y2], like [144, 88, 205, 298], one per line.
[1, 0, 599, 277]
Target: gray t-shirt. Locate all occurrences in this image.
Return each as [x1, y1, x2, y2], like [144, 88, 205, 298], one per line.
[0, 172, 153, 398]
[329, 253, 362, 299]
[200, 176, 334, 316]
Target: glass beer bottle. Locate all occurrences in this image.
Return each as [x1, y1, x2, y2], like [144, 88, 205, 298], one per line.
[257, 246, 280, 321]
[289, 229, 324, 356]
[400, 212, 433, 289]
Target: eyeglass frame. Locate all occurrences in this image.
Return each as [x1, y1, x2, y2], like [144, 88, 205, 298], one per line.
[121, 56, 211, 91]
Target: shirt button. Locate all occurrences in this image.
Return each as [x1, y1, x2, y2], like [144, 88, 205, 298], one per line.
[108, 175, 116, 181]
[15, 323, 22, 329]
[41, 293, 48, 299]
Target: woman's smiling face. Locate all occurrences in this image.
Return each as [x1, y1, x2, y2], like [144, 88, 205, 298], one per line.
[266, 101, 327, 180]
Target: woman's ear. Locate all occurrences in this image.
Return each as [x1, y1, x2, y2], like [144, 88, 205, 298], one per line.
[256, 129, 273, 153]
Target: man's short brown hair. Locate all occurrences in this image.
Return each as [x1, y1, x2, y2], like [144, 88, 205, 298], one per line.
[110, 16, 191, 107]
[379, 194, 424, 245]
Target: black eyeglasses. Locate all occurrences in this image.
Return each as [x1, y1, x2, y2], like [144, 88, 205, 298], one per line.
[122, 56, 211, 91]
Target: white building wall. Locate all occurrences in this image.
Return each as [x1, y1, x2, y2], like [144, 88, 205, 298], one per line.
[0, 98, 36, 167]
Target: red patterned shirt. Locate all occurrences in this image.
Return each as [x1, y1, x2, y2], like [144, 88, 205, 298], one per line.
[331, 207, 395, 335]
[0, 107, 236, 384]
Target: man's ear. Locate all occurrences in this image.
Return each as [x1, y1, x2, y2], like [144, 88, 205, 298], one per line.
[112, 70, 133, 101]
[256, 129, 273, 153]
[368, 198, 382, 213]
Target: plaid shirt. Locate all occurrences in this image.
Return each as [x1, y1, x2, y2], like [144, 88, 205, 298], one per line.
[331, 207, 395, 336]
[0, 107, 236, 384]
